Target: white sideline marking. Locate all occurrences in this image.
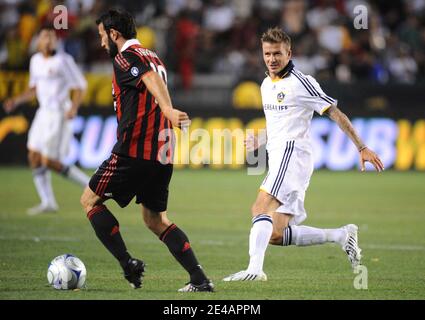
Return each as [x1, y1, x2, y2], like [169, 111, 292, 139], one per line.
[199, 240, 225, 246]
[0, 235, 227, 246]
[0, 235, 424, 252]
[362, 244, 425, 251]
[0, 235, 79, 242]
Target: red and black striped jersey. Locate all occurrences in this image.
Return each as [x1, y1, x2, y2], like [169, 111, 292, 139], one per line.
[111, 40, 174, 164]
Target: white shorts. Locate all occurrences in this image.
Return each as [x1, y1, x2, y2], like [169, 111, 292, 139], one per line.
[27, 108, 72, 161]
[260, 140, 314, 225]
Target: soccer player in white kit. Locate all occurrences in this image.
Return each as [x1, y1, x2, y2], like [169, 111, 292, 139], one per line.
[3, 26, 90, 215]
[224, 28, 384, 281]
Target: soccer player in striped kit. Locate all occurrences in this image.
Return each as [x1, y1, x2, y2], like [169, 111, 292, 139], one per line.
[224, 27, 384, 281]
[80, 9, 213, 292]
[3, 26, 89, 215]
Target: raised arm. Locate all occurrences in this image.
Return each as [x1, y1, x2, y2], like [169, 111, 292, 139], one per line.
[325, 106, 384, 172]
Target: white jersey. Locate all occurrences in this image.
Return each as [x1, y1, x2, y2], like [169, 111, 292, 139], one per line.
[29, 52, 87, 112]
[261, 67, 337, 153]
[27, 52, 86, 160]
[260, 65, 338, 224]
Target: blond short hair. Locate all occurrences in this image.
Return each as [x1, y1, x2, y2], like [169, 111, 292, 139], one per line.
[261, 27, 291, 48]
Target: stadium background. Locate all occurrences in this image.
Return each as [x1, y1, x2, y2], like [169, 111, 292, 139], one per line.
[1, 0, 425, 300]
[1, 0, 424, 170]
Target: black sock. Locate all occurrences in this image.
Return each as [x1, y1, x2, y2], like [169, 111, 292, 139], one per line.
[160, 224, 208, 285]
[87, 205, 131, 268]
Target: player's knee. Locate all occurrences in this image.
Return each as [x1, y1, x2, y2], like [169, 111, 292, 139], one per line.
[143, 216, 155, 231]
[79, 193, 89, 212]
[142, 208, 170, 235]
[40, 157, 48, 167]
[80, 189, 94, 213]
[142, 210, 160, 232]
[251, 203, 265, 217]
[28, 151, 41, 168]
[269, 231, 283, 245]
[144, 217, 166, 235]
[42, 157, 62, 172]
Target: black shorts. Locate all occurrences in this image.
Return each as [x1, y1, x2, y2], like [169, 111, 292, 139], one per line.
[89, 153, 173, 212]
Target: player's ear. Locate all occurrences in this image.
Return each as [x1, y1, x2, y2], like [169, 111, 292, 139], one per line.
[109, 28, 120, 41]
[287, 48, 292, 58]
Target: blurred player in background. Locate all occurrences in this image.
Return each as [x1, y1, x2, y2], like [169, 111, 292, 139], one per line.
[224, 27, 384, 281]
[80, 9, 213, 292]
[3, 26, 89, 215]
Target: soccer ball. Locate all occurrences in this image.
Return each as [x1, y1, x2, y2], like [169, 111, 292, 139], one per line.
[47, 254, 87, 290]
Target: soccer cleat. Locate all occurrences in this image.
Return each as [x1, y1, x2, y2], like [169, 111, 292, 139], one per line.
[222, 270, 267, 282]
[342, 224, 362, 268]
[178, 279, 214, 292]
[123, 258, 145, 289]
[27, 203, 58, 216]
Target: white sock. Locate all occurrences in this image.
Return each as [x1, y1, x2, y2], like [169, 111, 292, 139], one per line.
[284, 225, 347, 246]
[324, 228, 347, 245]
[62, 165, 90, 187]
[43, 170, 58, 207]
[32, 167, 50, 206]
[246, 214, 273, 274]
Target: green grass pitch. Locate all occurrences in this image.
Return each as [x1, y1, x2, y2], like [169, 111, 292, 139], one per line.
[0, 167, 424, 300]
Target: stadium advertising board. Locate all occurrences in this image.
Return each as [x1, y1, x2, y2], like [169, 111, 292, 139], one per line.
[0, 111, 423, 171]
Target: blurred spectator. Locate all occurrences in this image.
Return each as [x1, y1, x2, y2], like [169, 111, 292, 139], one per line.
[175, 10, 200, 90]
[306, 1, 339, 31]
[282, 0, 309, 41]
[335, 50, 353, 83]
[398, 15, 422, 50]
[369, 12, 388, 52]
[317, 18, 352, 54]
[214, 48, 246, 76]
[17, 2, 38, 50]
[388, 45, 418, 83]
[165, 0, 202, 17]
[203, 0, 235, 32]
[0, 1, 21, 35]
[255, 0, 281, 34]
[0, 0, 424, 85]
[2, 25, 27, 70]
[196, 30, 217, 73]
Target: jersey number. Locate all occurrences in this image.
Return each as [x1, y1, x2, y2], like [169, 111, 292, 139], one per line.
[112, 84, 117, 112]
[150, 63, 168, 85]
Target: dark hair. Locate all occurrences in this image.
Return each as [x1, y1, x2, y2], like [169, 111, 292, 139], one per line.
[38, 24, 55, 33]
[96, 9, 137, 39]
[261, 27, 291, 48]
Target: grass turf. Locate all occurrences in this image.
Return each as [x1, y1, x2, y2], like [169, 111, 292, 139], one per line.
[0, 167, 424, 300]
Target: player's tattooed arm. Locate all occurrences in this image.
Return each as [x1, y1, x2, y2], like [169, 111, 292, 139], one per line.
[325, 106, 365, 151]
[324, 105, 384, 172]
